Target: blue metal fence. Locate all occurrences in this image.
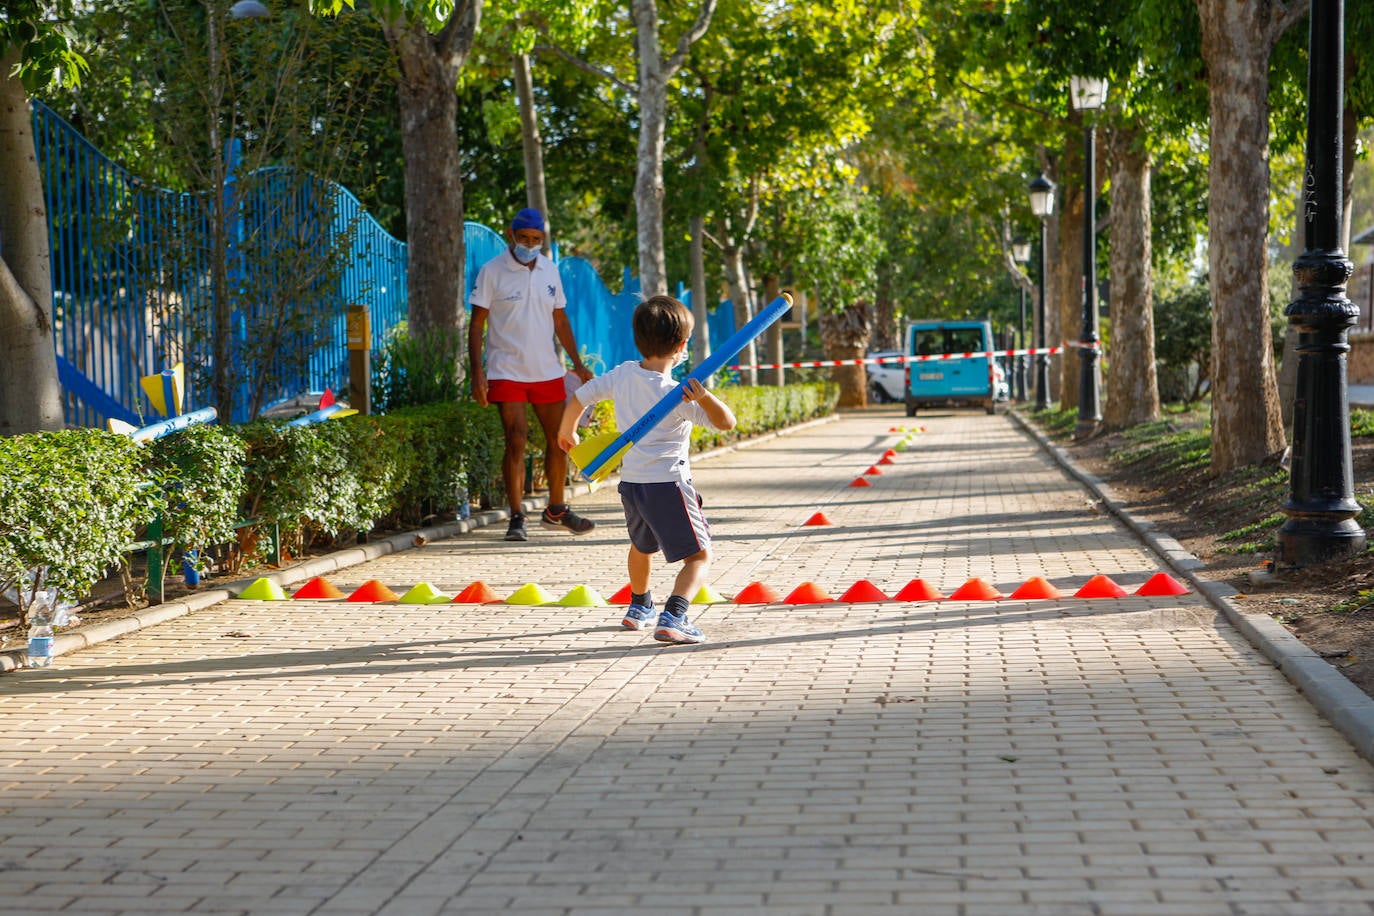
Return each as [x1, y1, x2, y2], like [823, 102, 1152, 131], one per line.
[32, 100, 735, 426]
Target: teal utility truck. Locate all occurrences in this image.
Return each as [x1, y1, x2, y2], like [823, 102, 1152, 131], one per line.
[903, 319, 1003, 416]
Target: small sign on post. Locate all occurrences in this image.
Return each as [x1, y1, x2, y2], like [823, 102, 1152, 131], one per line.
[346, 305, 371, 415]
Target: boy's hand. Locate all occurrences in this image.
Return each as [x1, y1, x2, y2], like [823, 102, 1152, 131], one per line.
[557, 429, 580, 452]
[682, 379, 708, 402]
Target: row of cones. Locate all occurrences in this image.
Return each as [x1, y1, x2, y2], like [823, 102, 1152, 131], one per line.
[237, 570, 1189, 606]
[847, 444, 904, 489]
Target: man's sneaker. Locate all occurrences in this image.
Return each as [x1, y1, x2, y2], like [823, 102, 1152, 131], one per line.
[505, 513, 528, 542]
[541, 505, 595, 534]
[653, 611, 705, 644]
[621, 603, 655, 631]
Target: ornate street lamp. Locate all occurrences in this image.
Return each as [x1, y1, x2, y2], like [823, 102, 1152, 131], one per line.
[1070, 75, 1107, 438]
[1276, 0, 1366, 568]
[1012, 237, 1031, 401]
[1028, 174, 1056, 411]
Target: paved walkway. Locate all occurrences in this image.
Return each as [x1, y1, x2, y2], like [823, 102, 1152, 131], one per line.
[3, 409, 1374, 915]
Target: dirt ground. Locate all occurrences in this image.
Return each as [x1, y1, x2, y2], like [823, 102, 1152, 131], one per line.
[1059, 425, 1374, 702]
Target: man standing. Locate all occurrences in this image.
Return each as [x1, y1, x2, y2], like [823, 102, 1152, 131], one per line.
[469, 208, 596, 542]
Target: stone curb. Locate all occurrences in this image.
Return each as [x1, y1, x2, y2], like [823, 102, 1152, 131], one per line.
[1011, 409, 1374, 765]
[1, 414, 838, 673]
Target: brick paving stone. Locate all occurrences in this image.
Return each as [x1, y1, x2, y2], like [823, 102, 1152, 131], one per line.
[3, 410, 1374, 914]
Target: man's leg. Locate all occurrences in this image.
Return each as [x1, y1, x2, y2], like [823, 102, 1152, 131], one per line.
[498, 401, 529, 514]
[531, 399, 567, 507]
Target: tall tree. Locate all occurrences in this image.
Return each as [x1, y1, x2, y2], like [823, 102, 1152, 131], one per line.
[0, 4, 85, 435]
[1195, 0, 1309, 470]
[318, 0, 481, 340]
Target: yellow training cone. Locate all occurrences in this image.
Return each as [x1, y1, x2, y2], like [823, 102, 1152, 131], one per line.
[399, 582, 452, 604]
[505, 583, 555, 606]
[239, 577, 287, 601]
[556, 585, 608, 607]
[692, 585, 728, 604]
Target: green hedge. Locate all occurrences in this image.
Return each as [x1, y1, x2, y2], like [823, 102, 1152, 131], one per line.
[0, 382, 835, 621]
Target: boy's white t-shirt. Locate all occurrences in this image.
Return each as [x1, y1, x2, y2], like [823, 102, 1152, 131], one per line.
[576, 361, 716, 483]
[468, 249, 568, 382]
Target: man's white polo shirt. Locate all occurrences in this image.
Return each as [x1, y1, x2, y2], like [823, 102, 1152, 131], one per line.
[469, 248, 568, 382]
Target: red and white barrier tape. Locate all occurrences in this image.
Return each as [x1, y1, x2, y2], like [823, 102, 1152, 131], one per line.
[726, 346, 1065, 372]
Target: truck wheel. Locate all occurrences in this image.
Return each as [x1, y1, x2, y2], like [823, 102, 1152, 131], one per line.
[905, 403, 918, 417]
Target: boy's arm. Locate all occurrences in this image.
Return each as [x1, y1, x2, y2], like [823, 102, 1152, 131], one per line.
[682, 379, 736, 431]
[557, 394, 587, 452]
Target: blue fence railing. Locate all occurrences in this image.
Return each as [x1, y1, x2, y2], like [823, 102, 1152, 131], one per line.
[32, 100, 738, 427]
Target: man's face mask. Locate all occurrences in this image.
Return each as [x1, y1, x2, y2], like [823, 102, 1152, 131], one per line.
[512, 242, 540, 262]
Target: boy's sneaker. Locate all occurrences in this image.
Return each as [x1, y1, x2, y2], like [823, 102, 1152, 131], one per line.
[621, 603, 655, 631]
[505, 513, 528, 542]
[653, 611, 705, 644]
[541, 505, 595, 534]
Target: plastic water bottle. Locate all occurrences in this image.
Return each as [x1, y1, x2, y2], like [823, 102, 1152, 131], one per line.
[27, 613, 54, 668]
[456, 479, 471, 519]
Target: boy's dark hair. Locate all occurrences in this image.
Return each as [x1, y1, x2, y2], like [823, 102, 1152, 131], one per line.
[633, 295, 694, 358]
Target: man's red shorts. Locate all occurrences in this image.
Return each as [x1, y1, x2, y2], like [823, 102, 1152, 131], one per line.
[487, 377, 567, 404]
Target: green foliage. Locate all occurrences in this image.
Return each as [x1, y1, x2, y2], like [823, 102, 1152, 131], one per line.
[145, 425, 248, 574]
[0, 1, 88, 91]
[1351, 408, 1374, 439]
[1153, 276, 1212, 403]
[373, 323, 468, 412]
[0, 431, 149, 623]
[690, 382, 840, 452]
[384, 401, 504, 521]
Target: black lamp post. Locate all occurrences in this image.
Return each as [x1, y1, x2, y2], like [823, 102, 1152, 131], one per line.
[1276, 0, 1366, 568]
[1028, 174, 1055, 411]
[1012, 237, 1031, 402]
[1070, 75, 1107, 439]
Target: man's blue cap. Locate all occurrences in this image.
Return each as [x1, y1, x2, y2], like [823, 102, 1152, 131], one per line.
[511, 208, 545, 232]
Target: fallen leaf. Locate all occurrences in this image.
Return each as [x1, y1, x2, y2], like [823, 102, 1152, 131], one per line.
[223, 631, 253, 638]
[999, 755, 1018, 763]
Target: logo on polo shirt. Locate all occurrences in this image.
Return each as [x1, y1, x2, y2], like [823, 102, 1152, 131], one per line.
[546, 284, 556, 297]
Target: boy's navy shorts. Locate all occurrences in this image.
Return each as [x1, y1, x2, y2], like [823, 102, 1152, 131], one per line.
[617, 479, 711, 563]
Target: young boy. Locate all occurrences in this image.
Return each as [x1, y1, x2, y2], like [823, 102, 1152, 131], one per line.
[557, 295, 736, 644]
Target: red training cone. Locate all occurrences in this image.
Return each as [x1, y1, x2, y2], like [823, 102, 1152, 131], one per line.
[877, 455, 895, 465]
[607, 584, 634, 605]
[783, 581, 835, 604]
[1074, 574, 1129, 599]
[882, 449, 897, 459]
[347, 579, 399, 602]
[863, 465, 883, 476]
[1009, 576, 1062, 600]
[948, 577, 1003, 601]
[895, 579, 945, 601]
[292, 576, 344, 599]
[802, 512, 833, 527]
[1135, 572, 1190, 596]
[734, 581, 782, 604]
[453, 581, 500, 603]
[839, 579, 889, 602]
[848, 477, 872, 488]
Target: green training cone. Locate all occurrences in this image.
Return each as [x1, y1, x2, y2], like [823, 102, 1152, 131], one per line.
[399, 582, 452, 604]
[239, 577, 287, 601]
[505, 583, 555, 606]
[556, 585, 608, 606]
[692, 585, 728, 604]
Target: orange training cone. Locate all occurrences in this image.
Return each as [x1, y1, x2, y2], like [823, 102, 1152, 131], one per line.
[839, 579, 889, 602]
[948, 577, 1003, 601]
[783, 581, 835, 604]
[734, 581, 782, 604]
[848, 477, 872, 488]
[895, 578, 945, 601]
[802, 512, 833, 526]
[292, 576, 344, 599]
[453, 581, 500, 603]
[1135, 572, 1190, 596]
[1009, 576, 1062, 600]
[608, 584, 634, 605]
[864, 465, 883, 476]
[1074, 574, 1129, 599]
[347, 579, 399, 602]
[882, 449, 897, 459]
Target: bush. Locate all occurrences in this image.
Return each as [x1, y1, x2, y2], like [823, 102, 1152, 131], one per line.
[144, 425, 248, 587]
[0, 431, 150, 625]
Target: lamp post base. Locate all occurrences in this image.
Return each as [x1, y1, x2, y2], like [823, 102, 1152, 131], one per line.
[1275, 518, 1367, 570]
[1073, 418, 1100, 440]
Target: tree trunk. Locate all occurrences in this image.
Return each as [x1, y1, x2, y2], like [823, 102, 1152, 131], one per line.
[387, 18, 468, 339]
[874, 260, 897, 350]
[1056, 150, 1085, 413]
[720, 226, 757, 385]
[514, 52, 551, 253]
[0, 55, 64, 435]
[763, 274, 783, 386]
[818, 303, 870, 408]
[1104, 128, 1161, 429]
[631, 0, 670, 298]
[689, 214, 711, 383]
[1197, 0, 1286, 471]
